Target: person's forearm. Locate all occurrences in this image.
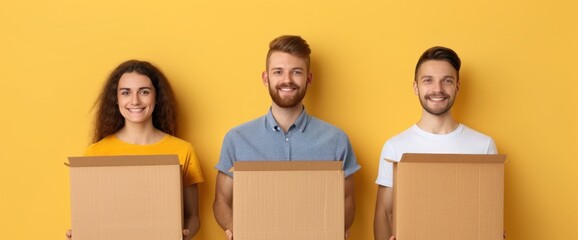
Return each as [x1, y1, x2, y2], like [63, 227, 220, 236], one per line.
[182, 185, 200, 239]
[374, 186, 394, 240]
[214, 172, 235, 236]
[345, 196, 355, 230]
[184, 214, 200, 239]
[374, 212, 392, 240]
[213, 201, 234, 231]
[344, 176, 356, 231]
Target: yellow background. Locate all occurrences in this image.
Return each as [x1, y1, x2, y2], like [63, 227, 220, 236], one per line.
[1, 0, 576, 239]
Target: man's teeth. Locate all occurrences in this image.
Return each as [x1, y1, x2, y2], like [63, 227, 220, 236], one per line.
[429, 97, 446, 101]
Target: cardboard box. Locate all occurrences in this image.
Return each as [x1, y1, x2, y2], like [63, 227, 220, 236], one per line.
[393, 153, 506, 240]
[68, 155, 183, 240]
[233, 161, 344, 240]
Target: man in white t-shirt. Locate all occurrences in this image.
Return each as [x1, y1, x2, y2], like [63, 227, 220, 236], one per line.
[373, 46, 498, 240]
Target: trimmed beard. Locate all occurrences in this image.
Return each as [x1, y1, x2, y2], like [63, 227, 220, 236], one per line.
[268, 81, 307, 108]
[418, 92, 455, 116]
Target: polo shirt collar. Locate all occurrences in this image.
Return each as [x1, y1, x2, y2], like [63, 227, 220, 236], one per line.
[266, 106, 310, 132]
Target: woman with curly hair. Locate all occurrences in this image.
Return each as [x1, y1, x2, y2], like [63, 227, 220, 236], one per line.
[67, 60, 203, 240]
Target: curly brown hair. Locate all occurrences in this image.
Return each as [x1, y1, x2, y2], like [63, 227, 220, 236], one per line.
[92, 60, 177, 143]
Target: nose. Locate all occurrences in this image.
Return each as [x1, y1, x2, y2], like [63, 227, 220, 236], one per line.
[283, 72, 297, 84]
[432, 81, 443, 93]
[130, 93, 140, 105]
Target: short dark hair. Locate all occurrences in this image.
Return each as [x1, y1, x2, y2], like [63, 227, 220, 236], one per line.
[92, 60, 177, 143]
[266, 35, 311, 70]
[414, 46, 461, 80]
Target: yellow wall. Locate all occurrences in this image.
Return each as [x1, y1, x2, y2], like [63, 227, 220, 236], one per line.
[1, 0, 576, 239]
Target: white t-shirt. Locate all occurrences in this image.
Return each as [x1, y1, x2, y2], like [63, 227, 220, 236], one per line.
[375, 124, 497, 187]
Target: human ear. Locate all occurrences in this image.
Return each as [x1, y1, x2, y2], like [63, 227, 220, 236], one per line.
[307, 72, 313, 86]
[262, 71, 269, 86]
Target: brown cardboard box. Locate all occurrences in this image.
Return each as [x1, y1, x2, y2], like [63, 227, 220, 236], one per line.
[233, 161, 344, 240]
[68, 155, 183, 240]
[393, 153, 506, 240]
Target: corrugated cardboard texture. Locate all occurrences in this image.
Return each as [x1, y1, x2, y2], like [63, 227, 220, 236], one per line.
[233, 161, 344, 240]
[393, 154, 506, 240]
[68, 155, 183, 240]
[234, 161, 342, 171]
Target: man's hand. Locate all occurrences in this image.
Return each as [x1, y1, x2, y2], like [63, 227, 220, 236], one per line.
[225, 229, 233, 240]
[65, 229, 72, 240]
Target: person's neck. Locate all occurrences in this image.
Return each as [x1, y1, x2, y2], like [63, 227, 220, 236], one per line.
[271, 103, 304, 133]
[115, 122, 165, 145]
[416, 111, 460, 134]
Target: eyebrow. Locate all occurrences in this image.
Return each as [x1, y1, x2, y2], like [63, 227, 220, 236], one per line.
[270, 67, 304, 71]
[420, 75, 455, 79]
[118, 87, 153, 91]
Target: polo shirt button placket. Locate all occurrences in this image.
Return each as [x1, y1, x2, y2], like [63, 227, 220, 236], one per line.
[284, 134, 291, 160]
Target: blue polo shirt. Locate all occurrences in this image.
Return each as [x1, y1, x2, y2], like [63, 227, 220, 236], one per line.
[216, 108, 360, 177]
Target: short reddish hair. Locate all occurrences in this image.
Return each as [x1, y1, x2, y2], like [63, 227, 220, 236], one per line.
[266, 35, 311, 70]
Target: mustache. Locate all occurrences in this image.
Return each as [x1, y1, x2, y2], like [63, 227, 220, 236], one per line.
[276, 82, 299, 89]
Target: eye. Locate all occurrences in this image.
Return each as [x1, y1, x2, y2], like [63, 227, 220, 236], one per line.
[443, 78, 455, 84]
[140, 90, 150, 95]
[120, 91, 130, 96]
[272, 70, 282, 75]
[422, 78, 432, 84]
[293, 70, 303, 76]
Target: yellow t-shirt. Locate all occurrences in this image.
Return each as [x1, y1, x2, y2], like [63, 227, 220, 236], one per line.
[84, 134, 204, 186]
